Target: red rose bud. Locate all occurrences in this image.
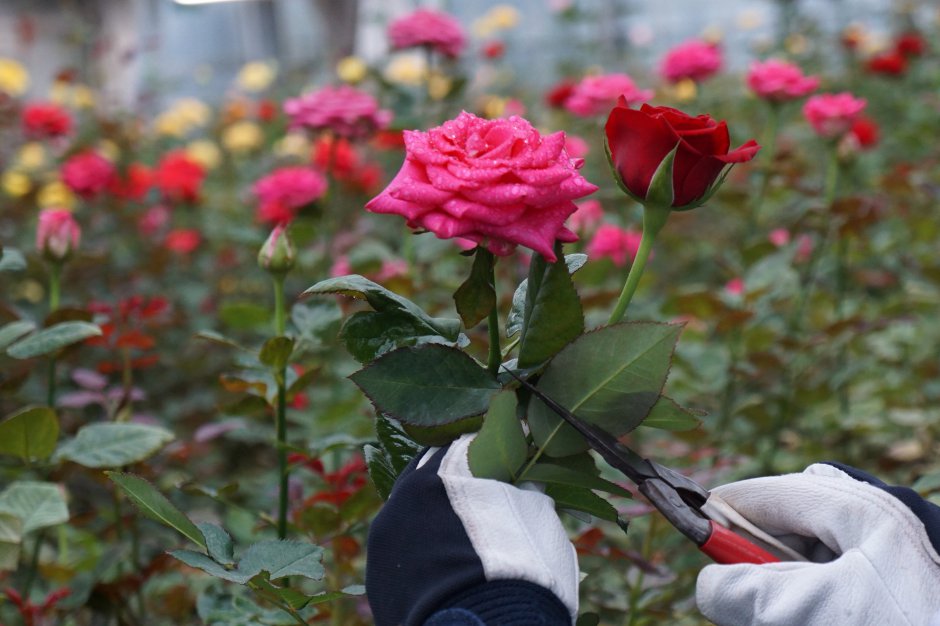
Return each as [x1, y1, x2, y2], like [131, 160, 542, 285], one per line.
[258, 223, 295, 275]
[895, 32, 927, 57]
[605, 100, 760, 209]
[36, 208, 80, 262]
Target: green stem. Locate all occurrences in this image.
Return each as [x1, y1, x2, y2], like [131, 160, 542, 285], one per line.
[22, 530, 45, 599]
[747, 103, 781, 234]
[607, 205, 670, 325]
[46, 263, 62, 408]
[835, 236, 850, 417]
[273, 275, 289, 541]
[628, 514, 657, 626]
[486, 253, 500, 376]
[712, 329, 741, 465]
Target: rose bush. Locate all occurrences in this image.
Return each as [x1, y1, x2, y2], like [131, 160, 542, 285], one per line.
[605, 101, 760, 208]
[366, 111, 597, 261]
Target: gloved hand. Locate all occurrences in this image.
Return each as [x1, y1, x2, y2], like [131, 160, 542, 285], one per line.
[366, 433, 579, 626]
[696, 463, 940, 626]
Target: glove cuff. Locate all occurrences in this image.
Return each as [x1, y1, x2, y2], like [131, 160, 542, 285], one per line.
[425, 579, 572, 625]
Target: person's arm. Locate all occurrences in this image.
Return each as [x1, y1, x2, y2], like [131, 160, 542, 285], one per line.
[365, 434, 579, 626]
[696, 463, 940, 626]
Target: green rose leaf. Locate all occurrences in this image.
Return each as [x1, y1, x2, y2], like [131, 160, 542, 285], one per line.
[0, 513, 22, 571]
[55, 423, 174, 468]
[341, 310, 462, 364]
[199, 522, 235, 566]
[259, 336, 294, 372]
[0, 248, 26, 273]
[375, 414, 422, 474]
[6, 321, 101, 360]
[507, 254, 587, 337]
[641, 396, 704, 431]
[350, 344, 500, 427]
[528, 323, 682, 457]
[545, 484, 620, 522]
[0, 320, 37, 352]
[402, 415, 484, 447]
[302, 274, 461, 341]
[453, 248, 496, 328]
[237, 540, 325, 581]
[171, 549, 243, 582]
[468, 391, 527, 482]
[0, 406, 59, 461]
[0, 481, 69, 533]
[107, 472, 206, 548]
[520, 462, 632, 498]
[363, 444, 397, 501]
[517, 243, 584, 368]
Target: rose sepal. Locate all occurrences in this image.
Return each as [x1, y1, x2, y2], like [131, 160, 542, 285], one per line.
[643, 143, 679, 210]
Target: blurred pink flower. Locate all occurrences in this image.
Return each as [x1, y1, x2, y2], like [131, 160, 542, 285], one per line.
[376, 259, 409, 281]
[564, 134, 589, 159]
[284, 85, 392, 140]
[660, 39, 723, 83]
[138, 205, 170, 238]
[802, 93, 867, 139]
[366, 111, 597, 261]
[795, 234, 813, 263]
[746, 59, 819, 102]
[724, 277, 744, 296]
[768, 228, 790, 247]
[388, 8, 466, 58]
[586, 224, 642, 267]
[567, 199, 604, 235]
[330, 255, 352, 278]
[36, 208, 80, 262]
[565, 73, 653, 117]
[61, 150, 116, 199]
[253, 167, 328, 225]
[164, 228, 201, 254]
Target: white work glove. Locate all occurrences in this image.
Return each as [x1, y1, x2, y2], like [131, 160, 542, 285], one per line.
[696, 463, 940, 626]
[366, 434, 579, 625]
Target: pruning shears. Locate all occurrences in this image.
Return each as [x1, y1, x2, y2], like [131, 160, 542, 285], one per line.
[507, 371, 805, 565]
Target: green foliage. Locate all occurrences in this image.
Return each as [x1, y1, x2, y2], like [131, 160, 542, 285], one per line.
[350, 344, 500, 426]
[0, 247, 25, 272]
[0, 406, 59, 461]
[0, 481, 69, 534]
[0, 320, 36, 351]
[55, 423, 174, 468]
[468, 391, 526, 482]
[516, 244, 585, 368]
[528, 323, 682, 457]
[453, 248, 496, 327]
[6, 321, 102, 359]
[172, 540, 325, 585]
[107, 472, 206, 548]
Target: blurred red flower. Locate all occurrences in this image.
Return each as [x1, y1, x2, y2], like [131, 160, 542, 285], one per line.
[545, 78, 577, 109]
[87, 295, 169, 374]
[21, 101, 72, 139]
[895, 32, 927, 57]
[154, 151, 206, 204]
[866, 51, 907, 76]
[482, 40, 505, 59]
[61, 150, 116, 199]
[163, 228, 201, 254]
[108, 163, 153, 201]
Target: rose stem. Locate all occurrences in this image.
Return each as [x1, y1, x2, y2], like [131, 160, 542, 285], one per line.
[486, 251, 501, 376]
[607, 205, 670, 325]
[274, 274, 289, 541]
[747, 102, 780, 235]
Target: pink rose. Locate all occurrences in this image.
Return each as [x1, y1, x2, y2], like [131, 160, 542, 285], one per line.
[564, 135, 589, 159]
[366, 111, 598, 261]
[724, 277, 744, 296]
[253, 167, 328, 225]
[586, 224, 642, 267]
[565, 73, 653, 117]
[567, 199, 604, 235]
[660, 39, 723, 83]
[746, 59, 819, 101]
[138, 205, 170, 238]
[802, 93, 867, 139]
[768, 228, 790, 247]
[330, 255, 353, 278]
[284, 86, 392, 140]
[61, 150, 116, 199]
[36, 208, 80, 262]
[388, 9, 466, 58]
[164, 229, 201, 255]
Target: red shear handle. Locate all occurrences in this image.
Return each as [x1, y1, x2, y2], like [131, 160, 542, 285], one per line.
[699, 521, 780, 565]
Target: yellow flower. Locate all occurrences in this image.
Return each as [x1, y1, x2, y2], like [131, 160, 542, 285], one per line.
[0, 58, 29, 96]
[186, 139, 222, 170]
[2, 171, 32, 197]
[488, 5, 520, 30]
[222, 121, 263, 154]
[481, 95, 506, 119]
[16, 143, 47, 172]
[736, 9, 764, 31]
[37, 181, 76, 209]
[274, 133, 311, 161]
[97, 140, 120, 162]
[702, 26, 724, 45]
[673, 78, 698, 102]
[337, 56, 368, 84]
[49, 81, 70, 106]
[154, 111, 186, 137]
[428, 73, 453, 100]
[785, 33, 810, 55]
[72, 84, 96, 109]
[384, 54, 427, 86]
[174, 98, 211, 128]
[237, 61, 277, 92]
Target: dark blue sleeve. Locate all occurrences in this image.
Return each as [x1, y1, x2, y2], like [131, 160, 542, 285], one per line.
[825, 462, 940, 554]
[424, 580, 571, 625]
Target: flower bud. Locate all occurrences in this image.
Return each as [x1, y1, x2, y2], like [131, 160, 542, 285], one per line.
[257, 223, 295, 275]
[36, 208, 80, 263]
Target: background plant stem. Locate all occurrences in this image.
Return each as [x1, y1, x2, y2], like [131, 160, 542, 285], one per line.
[486, 252, 500, 375]
[274, 275, 289, 540]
